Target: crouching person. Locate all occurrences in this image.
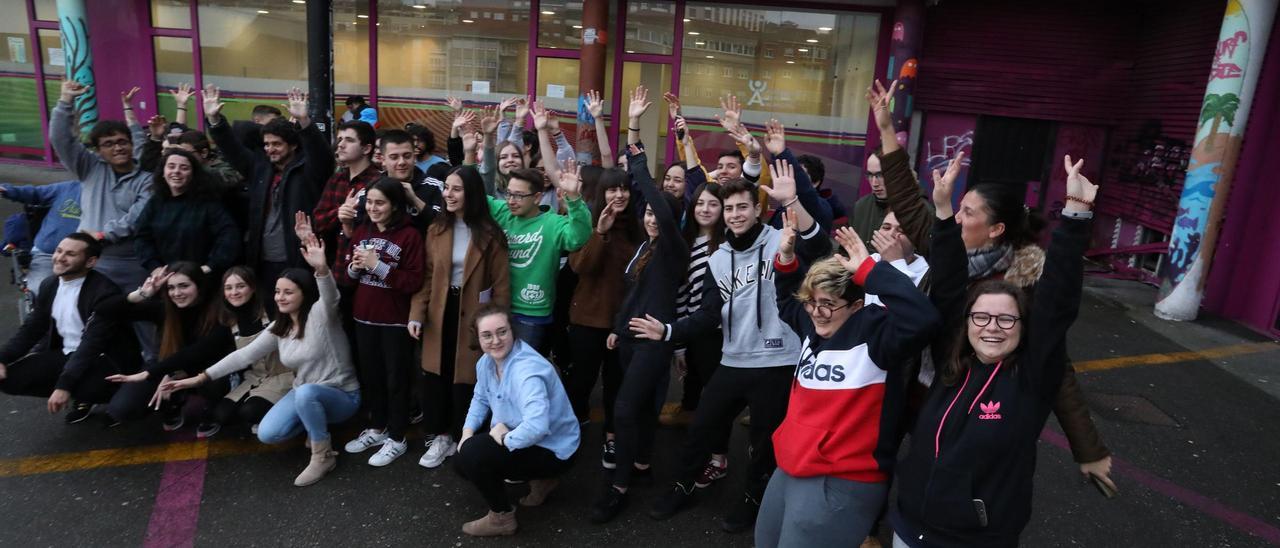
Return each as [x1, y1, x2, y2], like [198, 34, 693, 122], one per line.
[454, 305, 580, 537]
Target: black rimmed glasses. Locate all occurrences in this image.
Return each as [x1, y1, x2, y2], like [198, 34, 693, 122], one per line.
[968, 312, 1020, 330]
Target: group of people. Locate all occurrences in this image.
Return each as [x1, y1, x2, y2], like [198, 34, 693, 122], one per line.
[0, 75, 1116, 546]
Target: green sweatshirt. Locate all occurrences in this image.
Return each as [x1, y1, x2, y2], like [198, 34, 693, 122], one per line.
[488, 196, 592, 317]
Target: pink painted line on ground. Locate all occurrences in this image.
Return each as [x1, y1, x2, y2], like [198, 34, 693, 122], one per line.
[1041, 429, 1280, 545]
[141, 457, 208, 548]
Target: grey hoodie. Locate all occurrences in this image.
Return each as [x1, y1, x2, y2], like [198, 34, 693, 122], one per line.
[50, 100, 153, 257]
[667, 222, 828, 369]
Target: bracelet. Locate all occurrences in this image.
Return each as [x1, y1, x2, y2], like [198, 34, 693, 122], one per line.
[176, 107, 187, 111]
[781, 196, 800, 209]
[123, 107, 133, 111]
[1066, 195, 1094, 207]
[628, 126, 640, 131]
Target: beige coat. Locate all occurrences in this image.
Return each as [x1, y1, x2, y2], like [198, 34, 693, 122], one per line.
[223, 326, 294, 404]
[409, 222, 510, 384]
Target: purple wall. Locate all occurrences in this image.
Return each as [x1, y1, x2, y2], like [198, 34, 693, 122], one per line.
[914, 111, 975, 207]
[84, 0, 156, 124]
[1203, 19, 1280, 337]
[1036, 123, 1108, 248]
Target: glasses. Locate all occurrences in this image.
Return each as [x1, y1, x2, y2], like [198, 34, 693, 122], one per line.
[802, 299, 851, 317]
[478, 327, 511, 343]
[97, 138, 132, 150]
[968, 312, 1021, 330]
[865, 171, 884, 180]
[505, 191, 537, 202]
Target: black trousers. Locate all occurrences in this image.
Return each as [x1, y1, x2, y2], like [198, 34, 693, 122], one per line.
[612, 338, 675, 487]
[107, 372, 230, 423]
[675, 365, 794, 501]
[209, 394, 275, 427]
[0, 350, 120, 404]
[422, 292, 475, 440]
[563, 324, 622, 432]
[355, 322, 415, 440]
[680, 329, 723, 411]
[454, 434, 575, 512]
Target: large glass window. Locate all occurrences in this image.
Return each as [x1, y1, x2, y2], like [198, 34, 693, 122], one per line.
[680, 4, 879, 198]
[151, 0, 192, 30]
[198, 1, 307, 123]
[154, 37, 194, 119]
[33, 0, 57, 21]
[625, 1, 676, 55]
[0, 3, 41, 160]
[334, 0, 371, 118]
[537, 0, 583, 50]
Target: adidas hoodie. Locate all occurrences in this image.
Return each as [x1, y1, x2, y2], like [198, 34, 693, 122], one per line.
[772, 255, 940, 483]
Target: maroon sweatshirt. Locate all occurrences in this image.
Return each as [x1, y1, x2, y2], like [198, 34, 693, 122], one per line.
[336, 219, 425, 326]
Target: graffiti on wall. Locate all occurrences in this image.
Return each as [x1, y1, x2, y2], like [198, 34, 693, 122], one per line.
[1126, 121, 1192, 188]
[57, 1, 98, 137]
[915, 111, 976, 207]
[887, 1, 922, 146]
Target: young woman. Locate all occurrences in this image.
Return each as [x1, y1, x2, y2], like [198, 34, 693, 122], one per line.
[206, 266, 294, 434]
[134, 148, 240, 276]
[454, 304, 580, 537]
[106, 262, 231, 434]
[336, 177, 426, 467]
[564, 167, 640, 467]
[889, 156, 1098, 547]
[409, 165, 511, 469]
[757, 212, 940, 547]
[159, 235, 360, 487]
[590, 142, 690, 524]
[660, 163, 687, 198]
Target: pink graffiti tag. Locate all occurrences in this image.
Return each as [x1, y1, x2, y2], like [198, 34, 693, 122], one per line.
[1210, 31, 1247, 81]
[1216, 31, 1248, 58]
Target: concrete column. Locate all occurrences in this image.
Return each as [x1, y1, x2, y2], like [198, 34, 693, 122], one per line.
[55, 0, 96, 137]
[886, 0, 923, 147]
[576, 0, 608, 165]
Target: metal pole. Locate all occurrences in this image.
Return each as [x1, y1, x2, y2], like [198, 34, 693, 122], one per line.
[1155, 0, 1277, 321]
[306, 0, 334, 140]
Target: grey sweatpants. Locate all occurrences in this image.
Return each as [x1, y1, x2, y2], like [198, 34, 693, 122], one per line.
[754, 469, 888, 548]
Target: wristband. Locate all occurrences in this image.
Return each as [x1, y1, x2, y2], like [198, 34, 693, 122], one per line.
[781, 196, 800, 209]
[628, 126, 640, 132]
[1066, 195, 1094, 207]
[176, 107, 187, 111]
[123, 107, 133, 111]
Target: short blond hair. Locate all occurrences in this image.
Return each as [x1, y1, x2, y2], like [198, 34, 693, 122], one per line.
[795, 255, 864, 304]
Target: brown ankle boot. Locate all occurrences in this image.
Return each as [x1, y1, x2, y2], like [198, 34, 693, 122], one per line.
[519, 479, 559, 507]
[294, 437, 337, 487]
[461, 510, 517, 536]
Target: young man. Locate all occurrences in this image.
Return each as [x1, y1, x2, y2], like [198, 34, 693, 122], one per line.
[312, 120, 380, 247]
[631, 121, 834, 532]
[850, 152, 933, 251]
[377, 129, 444, 229]
[342, 95, 378, 126]
[406, 123, 449, 177]
[487, 167, 591, 353]
[0, 180, 82, 297]
[0, 234, 142, 425]
[204, 85, 334, 289]
[49, 80, 153, 294]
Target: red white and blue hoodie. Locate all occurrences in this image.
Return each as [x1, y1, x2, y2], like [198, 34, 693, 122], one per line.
[772, 254, 941, 483]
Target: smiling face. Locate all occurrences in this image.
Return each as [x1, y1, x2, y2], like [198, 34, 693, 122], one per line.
[716, 155, 743, 183]
[477, 313, 515, 362]
[498, 143, 524, 175]
[694, 189, 722, 229]
[335, 128, 370, 164]
[262, 133, 296, 168]
[223, 273, 253, 308]
[383, 141, 417, 182]
[163, 154, 193, 196]
[274, 277, 303, 316]
[366, 188, 393, 227]
[967, 293, 1023, 364]
[721, 190, 760, 236]
[806, 289, 858, 339]
[96, 131, 134, 168]
[505, 178, 542, 218]
[443, 174, 466, 213]
[51, 238, 95, 278]
[166, 273, 199, 309]
[662, 165, 686, 197]
[643, 205, 660, 240]
[956, 189, 1005, 251]
[604, 185, 630, 214]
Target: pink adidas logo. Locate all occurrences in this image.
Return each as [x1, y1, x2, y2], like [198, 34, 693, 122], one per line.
[978, 401, 1002, 420]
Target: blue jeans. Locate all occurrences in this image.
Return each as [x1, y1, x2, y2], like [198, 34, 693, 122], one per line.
[257, 384, 361, 443]
[512, 314, 551, 355]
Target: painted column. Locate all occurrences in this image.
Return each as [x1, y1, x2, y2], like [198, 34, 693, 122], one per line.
[1155, 0, 1277, 321]
[306, 0, 334, 140]
[576, 0, 608, 165]
[55, 0, 96, 137]
[886, 0, 923, 147]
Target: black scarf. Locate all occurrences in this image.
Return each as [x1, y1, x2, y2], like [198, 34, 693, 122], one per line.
[726, 222, 764, 252]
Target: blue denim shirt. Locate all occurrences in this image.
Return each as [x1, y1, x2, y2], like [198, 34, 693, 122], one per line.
[464, 340, 580, 459]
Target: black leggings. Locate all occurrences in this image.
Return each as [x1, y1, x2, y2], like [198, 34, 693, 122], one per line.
[680, 329, 722, 411]
[563, 324, 622, 432]
[209, 394, 275, 427]
[354, 322, 415, 441]
[422, 292, 475, 439]
[107, 371, 230, 423]
[454, 434, 574, 513]
[612, 338, 674, 487]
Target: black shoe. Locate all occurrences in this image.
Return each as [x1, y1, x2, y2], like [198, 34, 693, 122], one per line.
[631, 464, 653, 485]
[590, 485, 629, 524]
[195, 421, 221, 439]
[409, 407, 424, 425]
[720, 494, 761, 533]
[649, 482, 696, 520]
[161, 408, 185, 432]
[101, 413, 122, 429]
[601, 439, 617, 470]
[64, 402, 94, 424]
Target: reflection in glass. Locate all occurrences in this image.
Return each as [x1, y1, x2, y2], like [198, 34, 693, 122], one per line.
[151, 0, 192, 30]
[625, 2, 676, 55]
[154, 37, 194, 118]
[198, 1, 307, 123]
[537, 0, 583, 50]
[0, 2, 41, 159]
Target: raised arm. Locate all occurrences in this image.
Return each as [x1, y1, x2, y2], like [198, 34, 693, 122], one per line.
[49, 81, 97, 179]
[628, 144, 682, 247]
[626, 85, 651, 147]
[772, 208, 811, 337]
[531, 101, 562, 183]
[203, 85, 254, 177]
[553, 165, 592, 253]
[586, 90, 614, 168]
[171, 83, 194, 127]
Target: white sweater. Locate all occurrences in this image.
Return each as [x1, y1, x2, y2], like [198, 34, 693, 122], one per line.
[206, 273, 358, 392]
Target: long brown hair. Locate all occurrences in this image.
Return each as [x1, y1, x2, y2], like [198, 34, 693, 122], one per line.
[218, 266, 264, 327]
[268, 268, 320, 340]
[942, 280, 1029, 385]
[632, 192, 685, 278]
[157, 262, 221, 360]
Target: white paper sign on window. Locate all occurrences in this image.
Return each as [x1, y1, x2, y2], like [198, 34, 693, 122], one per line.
[472, 80, 491, 94]
[546, 84, 566, 99]
[48, 47, 65, 66]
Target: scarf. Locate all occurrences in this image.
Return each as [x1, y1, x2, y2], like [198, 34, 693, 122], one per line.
[967, 244, 1013, 280]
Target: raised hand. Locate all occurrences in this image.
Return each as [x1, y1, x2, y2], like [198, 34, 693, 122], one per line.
[300, 233, 328, 274]
[201, 84, 224, 121]
[60, 80, 89, 103]
[872, 229, 909, 263]
[628, 315, 666, 341]
[147, 115, 168, 140]
[865, 78, 899, 133]
[294, 210, 315, 242]
[139, 269, 173, 299]
[546, 107, 561, 132]
[726, 123, 761, 155]
[172, 82, 194, 106]
[531, 100, 550, 131]
[451, 109, 476, 138]
[121, 86, 141, 108]
[674, 116, 689, 141]
[479, 105, 500, 135]
[663, 92, 682, 119]
[585, 89, 605, 119]
[497, 95, 517, 114]
[717, 95, 743, 133]
[557, 158, 581, 198]
[777, 207, 798, 261]
[462, 130, 479, 156]
[764, 118, 787, 156]
[596, 201, 619, 234]
[1063, 154, 1099, 211]
[285, 87, 309, 122]
[833, 227, 871, 272]
[513, 96, 531, 124]
[628, 85, 651, 120]
[931, 149, 964, 219]
[446, 95, 463, 113]
[761, 158, 797, 204]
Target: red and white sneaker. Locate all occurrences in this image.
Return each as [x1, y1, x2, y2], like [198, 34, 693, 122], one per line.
[695, 456, 728, 488]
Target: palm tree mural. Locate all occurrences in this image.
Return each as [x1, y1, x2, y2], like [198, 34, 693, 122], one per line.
[1199, 93, 1239, 152]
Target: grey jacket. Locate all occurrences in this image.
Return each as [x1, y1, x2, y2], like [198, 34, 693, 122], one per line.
[50, 100, 153, 257]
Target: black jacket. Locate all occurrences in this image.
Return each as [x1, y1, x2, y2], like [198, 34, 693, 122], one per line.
[0, 270, 142, 390]
[890, 216, 1091, 548]
[209, 118, 334, 268]
[612, 147, 689, 338]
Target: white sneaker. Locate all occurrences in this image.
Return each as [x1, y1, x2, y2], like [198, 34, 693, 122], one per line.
[344, 428, 389, 453]
[418, 434, 458, 469]
[368, 438, 408, 467]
